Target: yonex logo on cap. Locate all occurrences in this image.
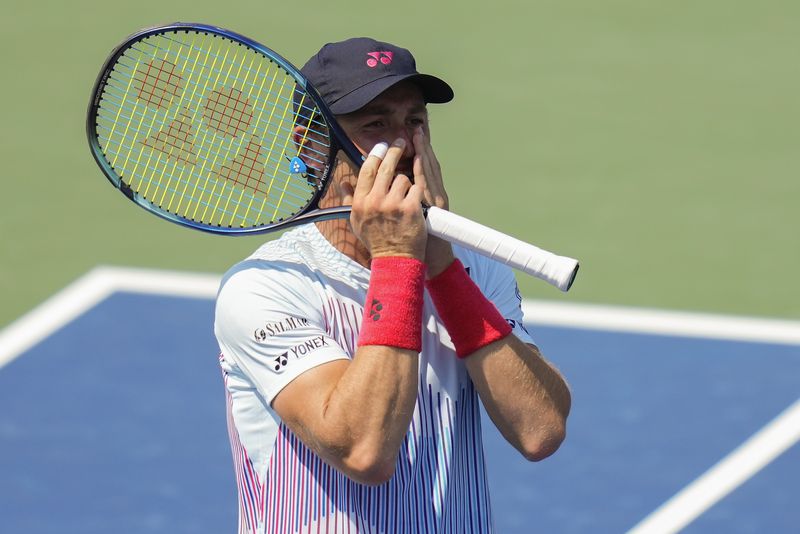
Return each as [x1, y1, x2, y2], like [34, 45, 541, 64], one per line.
[366, 51, 393, 68]
[299, 37, 453, 114]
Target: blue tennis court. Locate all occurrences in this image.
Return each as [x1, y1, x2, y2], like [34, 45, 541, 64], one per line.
[1, 271, 798, 533]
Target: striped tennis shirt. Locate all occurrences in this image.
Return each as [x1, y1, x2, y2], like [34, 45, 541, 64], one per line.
[214, 224, 534, 534]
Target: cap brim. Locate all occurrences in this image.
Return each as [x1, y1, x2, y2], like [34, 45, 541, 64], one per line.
[329, 73, 454, 115]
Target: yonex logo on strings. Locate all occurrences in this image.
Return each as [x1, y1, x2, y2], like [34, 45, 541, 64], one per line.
[366, 52, 393, 68]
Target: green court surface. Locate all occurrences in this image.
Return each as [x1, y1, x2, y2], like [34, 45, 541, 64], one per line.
[2, 0, 798, 327]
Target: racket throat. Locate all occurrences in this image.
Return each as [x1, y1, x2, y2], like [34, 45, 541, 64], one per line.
[291, 206, 352, 225]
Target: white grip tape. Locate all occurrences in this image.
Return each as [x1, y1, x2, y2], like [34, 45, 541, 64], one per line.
[425, 207, 579, 291]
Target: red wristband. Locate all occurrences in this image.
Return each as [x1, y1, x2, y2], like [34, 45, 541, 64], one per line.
[425, 259, 512, 358]
[357, 257, 426, 352]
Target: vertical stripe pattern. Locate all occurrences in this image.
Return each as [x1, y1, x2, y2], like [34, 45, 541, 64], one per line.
[221, 226, 496, 533]
[222, 361, 266, 533]
[227, 380, 491, 534]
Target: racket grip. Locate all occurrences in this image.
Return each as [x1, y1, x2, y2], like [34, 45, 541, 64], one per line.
[424, 206, 579, 291]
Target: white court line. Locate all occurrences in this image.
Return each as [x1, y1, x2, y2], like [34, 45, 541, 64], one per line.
[0, 268, 115, 369]
[0, 266, 219, 369]
[0, 265, 798, 534]
[4, 267, 799, 371]
[627, 398, 800, 534]
[522, 301, 800, 345]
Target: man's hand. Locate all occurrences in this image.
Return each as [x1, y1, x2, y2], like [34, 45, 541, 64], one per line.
[412, 126, 448, 211]
[349, 139, 428, 261]
[412, 126, 455, 276]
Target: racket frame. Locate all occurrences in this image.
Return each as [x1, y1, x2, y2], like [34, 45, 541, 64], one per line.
[87, 23, 579, 291]
[86, 22, 364, 235]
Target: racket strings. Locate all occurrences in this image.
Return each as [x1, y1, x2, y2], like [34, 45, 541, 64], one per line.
[203, 86, 253, 138]
[155, 33, 330, 129]
[102, 70, 328, 215]
[97, 90, 329, 176]
[134, 35, 332, 148]
[133, 58, 183, 110]
[105, 56, 332, 167]
[95, 126, 287, 226]
[95, 118, 313, 207]
[96, 30, 334, 227]
[140, 107, 197, 165]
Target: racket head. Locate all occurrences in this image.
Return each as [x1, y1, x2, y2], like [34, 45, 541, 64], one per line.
[87, 23, 360, 235]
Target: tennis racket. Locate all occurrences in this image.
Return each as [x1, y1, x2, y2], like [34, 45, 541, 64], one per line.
[86, 23, 579, 291]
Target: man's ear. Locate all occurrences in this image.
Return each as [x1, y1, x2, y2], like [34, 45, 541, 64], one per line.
[292, 124, 322, 176]
[293, 123, 334, 174]
[292, 125, 309, 151]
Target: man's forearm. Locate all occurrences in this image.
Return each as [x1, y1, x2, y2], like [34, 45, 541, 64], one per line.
[465, 336, 571, 461]
[275, 345, 419, 485]
[323, 345, 420, 481]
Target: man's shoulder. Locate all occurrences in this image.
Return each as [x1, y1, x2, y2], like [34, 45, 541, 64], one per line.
[245, 225, 319, 264]
[218, 227, 320, 298]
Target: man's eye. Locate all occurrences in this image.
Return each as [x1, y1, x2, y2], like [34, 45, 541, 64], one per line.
[364, 120, 384, 128]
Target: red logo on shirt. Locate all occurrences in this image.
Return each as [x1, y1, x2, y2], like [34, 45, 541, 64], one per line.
[366, 51, 393, 68]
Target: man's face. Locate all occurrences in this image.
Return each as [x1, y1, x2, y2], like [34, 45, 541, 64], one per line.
[336, 80, 429, 177]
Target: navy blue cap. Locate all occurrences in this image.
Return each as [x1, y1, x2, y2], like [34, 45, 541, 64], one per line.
[300, 37, 454, 114]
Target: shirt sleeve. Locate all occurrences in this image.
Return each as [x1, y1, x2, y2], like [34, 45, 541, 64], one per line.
[214, 261, 350, 405]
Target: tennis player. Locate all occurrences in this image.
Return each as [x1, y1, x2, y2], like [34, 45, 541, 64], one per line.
[214, 37, 571, 534]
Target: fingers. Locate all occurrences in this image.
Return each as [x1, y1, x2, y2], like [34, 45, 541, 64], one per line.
[412, 126, 448, 209]
[353, 141, 389, 197]
[412, 149, 427, 197]
[412, 127, 432, 181]
[405, 181, 424, 205]
[373, 138, 408, 194]
[349, 137, 427, 260]
[354, 138, 410, 197]
[387, 174, 424, 207]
